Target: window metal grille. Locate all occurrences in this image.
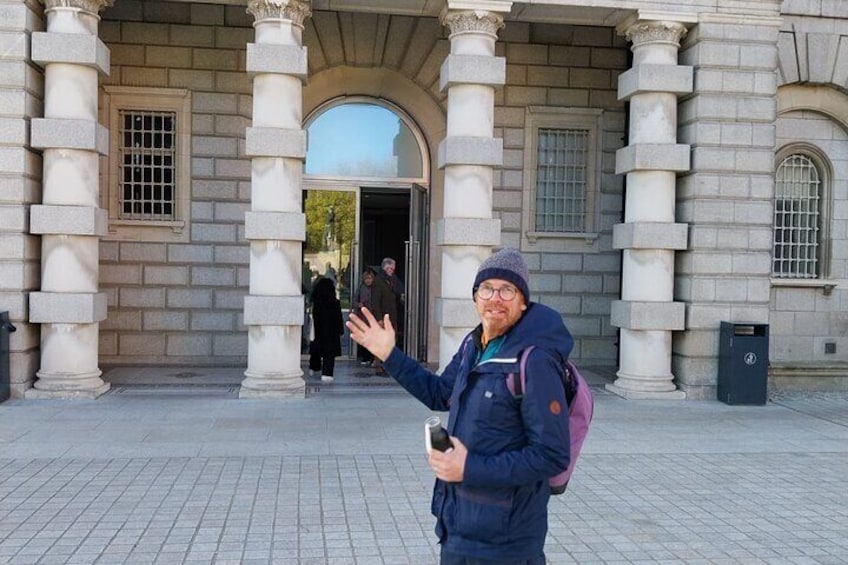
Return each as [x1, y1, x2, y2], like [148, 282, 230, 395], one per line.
[118, 110, 176, 220]
[535, 128, 587, 232]
[773, 154, 821, 278]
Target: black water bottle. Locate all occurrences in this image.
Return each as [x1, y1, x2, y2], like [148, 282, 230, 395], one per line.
[426, 416, 453, 452]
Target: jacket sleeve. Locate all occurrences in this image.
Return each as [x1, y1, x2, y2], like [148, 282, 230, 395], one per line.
[383, 344, 464, 412]
[382, 284, 398, 323]
[368, 284, 384, 319]
[462, 349, 571, 488]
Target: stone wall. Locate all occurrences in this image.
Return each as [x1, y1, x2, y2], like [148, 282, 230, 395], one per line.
[771, 108, 848, 366]
[96, 5, 626, 368]
[675, 16, 781, 399]
[496, 22, 627, 365]
[0, 0, 43, 397]
[770, 3, 848, 387]
[99, 2, 254, 366]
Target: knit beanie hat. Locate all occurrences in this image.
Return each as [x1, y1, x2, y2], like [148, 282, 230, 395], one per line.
[473, 248, 530, 301]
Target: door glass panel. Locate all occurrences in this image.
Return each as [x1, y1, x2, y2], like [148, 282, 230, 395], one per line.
[305, 103, 423, 179]
[302, 189, 357, 355]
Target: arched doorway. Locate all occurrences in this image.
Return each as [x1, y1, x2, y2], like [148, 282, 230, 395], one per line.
[302, 97, 431, 360]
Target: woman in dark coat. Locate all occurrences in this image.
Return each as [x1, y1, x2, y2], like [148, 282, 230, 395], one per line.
[308, 277, 344, 383]
[353, 268, 377, 365]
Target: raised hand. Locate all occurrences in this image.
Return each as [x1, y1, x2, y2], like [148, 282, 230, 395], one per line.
[346, 307, 396, 362]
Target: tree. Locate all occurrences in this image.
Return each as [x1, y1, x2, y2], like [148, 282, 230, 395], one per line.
[304, 190, 355, 255]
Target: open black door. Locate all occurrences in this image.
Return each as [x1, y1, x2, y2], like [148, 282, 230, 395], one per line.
[359, 186, 428, 360]
[404, 184, 429, 360]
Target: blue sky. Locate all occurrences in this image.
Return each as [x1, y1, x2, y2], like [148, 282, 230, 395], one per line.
[306, 103, 400, 176]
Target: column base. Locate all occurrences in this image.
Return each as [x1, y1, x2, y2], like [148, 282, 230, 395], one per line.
[605, 382, 686, 400]
[26, 382, 110, 400]
[606, 369, 686, 400]
[239, 370, 305, 398]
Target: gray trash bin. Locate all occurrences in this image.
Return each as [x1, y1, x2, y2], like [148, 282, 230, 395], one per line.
[1, 311, 16, 402]
[717, 322, 768, 405]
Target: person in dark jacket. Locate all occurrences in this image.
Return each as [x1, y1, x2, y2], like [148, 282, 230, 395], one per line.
[379, 257, 405, 342]
[360, 266, 396, 325]
[347, 248, 573, 563]
[366, 266, 397, 376]
[308, 277, 344, 383]
[353, 268, 375, 365]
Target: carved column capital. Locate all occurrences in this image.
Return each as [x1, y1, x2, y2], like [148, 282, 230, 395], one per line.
[42, 0, 114, 16]
[247, 0, 311, 27]
[441, 9, 504, 39]
[625, 20, 688, 49]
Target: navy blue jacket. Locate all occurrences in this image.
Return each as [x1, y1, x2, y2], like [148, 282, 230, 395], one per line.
[383, 302, 573, 560]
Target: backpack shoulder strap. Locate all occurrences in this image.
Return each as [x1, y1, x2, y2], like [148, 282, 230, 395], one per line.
[508, 346, 578, 405]
[507, 345, 536, 399]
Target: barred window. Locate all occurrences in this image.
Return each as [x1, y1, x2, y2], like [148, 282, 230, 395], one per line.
[119, 110, 176, 220]
[521, 107, 602, 252]
[773, 154, 821, 278]
[535, 128, 588, 233]
[101, 87, 190, 242]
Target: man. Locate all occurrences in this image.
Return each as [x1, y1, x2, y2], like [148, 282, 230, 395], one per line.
[358, 267, 396, 375]
[379, 257, 405, 344]
[347, 248, 573, 564]
[379, 257, 404, 300]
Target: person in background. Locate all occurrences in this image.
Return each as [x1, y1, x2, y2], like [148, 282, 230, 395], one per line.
[363, 266, 396, 376]
[347, 248, 573, 564]
[324, 262, 337, 283]
[353, 268, 375, 366]
[308, 277, 344, 384]
[302, 260, 313, 295]
[380, 257, 404, 299]
[379, 257, 405, 348]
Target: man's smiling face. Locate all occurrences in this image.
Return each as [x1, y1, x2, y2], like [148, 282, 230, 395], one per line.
[474, 278, 526, 341]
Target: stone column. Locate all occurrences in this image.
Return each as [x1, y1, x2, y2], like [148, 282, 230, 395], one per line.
[607, 18, 693, 399]
[27, 0, 113, 399]
[240, 0, 310, 398]
[436, 2, 510, 369]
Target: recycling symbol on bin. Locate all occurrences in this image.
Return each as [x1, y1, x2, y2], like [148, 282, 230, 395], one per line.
[743, 352, 757, 366]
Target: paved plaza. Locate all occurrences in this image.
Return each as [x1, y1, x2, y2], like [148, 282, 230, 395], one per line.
[1, 364, 847, 564]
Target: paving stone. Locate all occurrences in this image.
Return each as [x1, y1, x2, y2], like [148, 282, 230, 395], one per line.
[0, 378, 846, 563]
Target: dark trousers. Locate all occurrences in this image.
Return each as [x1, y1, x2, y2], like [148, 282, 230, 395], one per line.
[356, 344, 373, 363]
[309, 353, 335, 376]
[439, 546, 545, 565]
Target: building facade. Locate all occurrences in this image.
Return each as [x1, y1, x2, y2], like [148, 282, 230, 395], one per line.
[1, 0, 846, 400]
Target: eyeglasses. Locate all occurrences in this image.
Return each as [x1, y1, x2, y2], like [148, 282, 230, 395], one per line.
[475, 284, 518, 301]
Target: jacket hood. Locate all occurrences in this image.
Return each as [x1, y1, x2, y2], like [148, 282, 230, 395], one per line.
[474, 302, 573, 365]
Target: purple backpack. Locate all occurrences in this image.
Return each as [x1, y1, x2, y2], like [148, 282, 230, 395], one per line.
[506, 346, 594, 494]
